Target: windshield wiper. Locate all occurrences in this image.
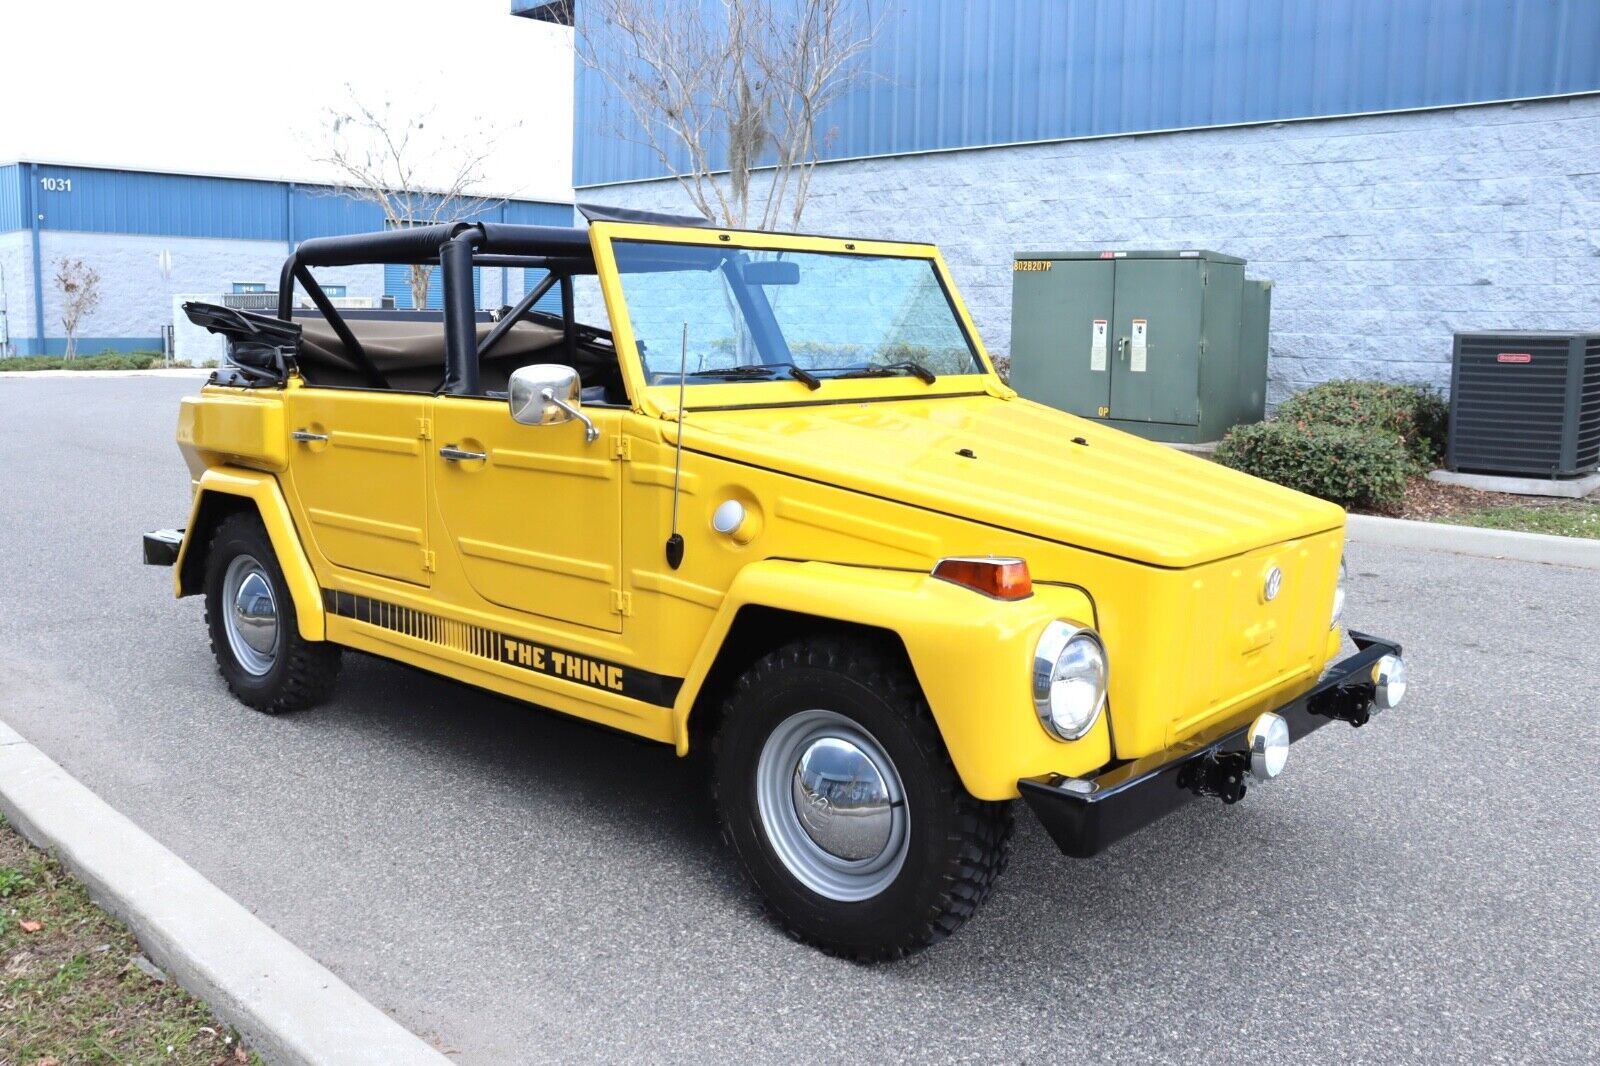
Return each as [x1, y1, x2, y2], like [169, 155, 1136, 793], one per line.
[827, 361, 937, 384]
[684, 363, 822, 391]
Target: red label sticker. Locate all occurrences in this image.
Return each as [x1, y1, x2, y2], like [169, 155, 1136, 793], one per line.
[1497, 353, 1532, 363]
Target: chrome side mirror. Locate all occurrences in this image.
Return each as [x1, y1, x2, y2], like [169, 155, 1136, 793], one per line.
[508, 364, 599, 443]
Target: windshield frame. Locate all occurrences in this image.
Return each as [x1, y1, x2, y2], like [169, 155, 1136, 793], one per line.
[589, 221, 1000, 415]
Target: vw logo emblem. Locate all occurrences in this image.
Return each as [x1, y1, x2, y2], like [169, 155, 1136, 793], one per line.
[1263, 567, 1283, 602]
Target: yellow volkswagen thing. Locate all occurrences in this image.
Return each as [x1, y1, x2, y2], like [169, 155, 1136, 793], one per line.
[145, 210, 1407, 959]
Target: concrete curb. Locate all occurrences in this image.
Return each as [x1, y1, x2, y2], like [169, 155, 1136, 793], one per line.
[1345, 513, 1600, 569]
[0, 719, 448, 1066]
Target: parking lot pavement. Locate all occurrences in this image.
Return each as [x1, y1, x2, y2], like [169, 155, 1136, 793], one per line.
[2, 374, 1596, 1064]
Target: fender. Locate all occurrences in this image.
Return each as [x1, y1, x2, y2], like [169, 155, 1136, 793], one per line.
[674, 560, 1112, 800]
[173, 467, 326, 641]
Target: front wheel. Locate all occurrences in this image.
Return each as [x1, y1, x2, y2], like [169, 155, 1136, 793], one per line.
[712, 636, 1013, 960]
[203, 511, 341, 714]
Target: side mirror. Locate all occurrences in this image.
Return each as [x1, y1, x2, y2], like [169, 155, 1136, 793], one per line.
[508, 364, 599, 443]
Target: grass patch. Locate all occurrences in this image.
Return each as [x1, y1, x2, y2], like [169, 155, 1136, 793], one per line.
[1433, 500, 1600, 539]
[0, 817, 259, 1065]
[0, 352, 167, 371]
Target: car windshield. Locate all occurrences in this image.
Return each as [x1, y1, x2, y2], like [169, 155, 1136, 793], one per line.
[611, 240, 985, 385]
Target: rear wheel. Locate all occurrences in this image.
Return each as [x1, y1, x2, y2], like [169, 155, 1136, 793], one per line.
[712, 635, 1013, 960]
[203, 511, 340, 713]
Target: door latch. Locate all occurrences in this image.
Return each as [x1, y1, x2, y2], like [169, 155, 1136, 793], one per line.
[291, 430, 328, 443]
[438, 445, 488, 462]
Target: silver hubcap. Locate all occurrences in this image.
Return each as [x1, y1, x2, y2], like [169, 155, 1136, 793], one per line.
[223, 555, 279, 676]
[756, 709, 908, 902]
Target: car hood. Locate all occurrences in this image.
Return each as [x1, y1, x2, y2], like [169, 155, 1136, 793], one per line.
[677, 394, 1345, 569]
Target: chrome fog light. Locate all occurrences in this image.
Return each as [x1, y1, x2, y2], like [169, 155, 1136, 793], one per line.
[1372, 654, 1407, 711]
[1247, 712, 1290, 781]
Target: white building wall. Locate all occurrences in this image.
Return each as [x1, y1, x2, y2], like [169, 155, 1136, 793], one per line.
[576, 94, 1600, 401]
[34, 231, 382, 352]
[0, 231, 34, 353]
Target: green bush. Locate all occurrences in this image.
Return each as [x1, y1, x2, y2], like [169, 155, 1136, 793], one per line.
[0, 351, 164, 371]
[1215, 420, 1411, 511]
[1274, 379, 1447, 469]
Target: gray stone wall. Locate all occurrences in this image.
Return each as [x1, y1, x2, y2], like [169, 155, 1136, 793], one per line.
[577, 94, 1600, 401]
[0, 231, 34, 352]
[30, 232, 383, 353]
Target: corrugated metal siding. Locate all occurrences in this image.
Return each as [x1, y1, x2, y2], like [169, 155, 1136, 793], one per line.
[5, 162, 571, 244]
[574, 0, 1600, 186]
[0, 165, 24, 232]
[384, 263, 482, 310]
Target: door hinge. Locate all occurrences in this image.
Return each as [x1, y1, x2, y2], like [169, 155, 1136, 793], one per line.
[417, 417, 432, 440]
[421, 549, 437, 572]
[610, 589, 633, 615]
[612, 435, 632, 460]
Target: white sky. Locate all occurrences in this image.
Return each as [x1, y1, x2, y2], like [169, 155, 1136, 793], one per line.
[1, 0, 575, 203]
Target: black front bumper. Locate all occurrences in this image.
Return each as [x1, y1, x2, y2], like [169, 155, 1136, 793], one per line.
[143, 528, 184, 566]
[1019, 631, 1403, 859]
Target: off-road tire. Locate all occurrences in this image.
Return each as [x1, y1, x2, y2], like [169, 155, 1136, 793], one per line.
[203, 511, 341, 713]
[712, 635, 1013, 961]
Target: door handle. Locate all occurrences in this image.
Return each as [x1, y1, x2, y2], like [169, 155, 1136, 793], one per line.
[291, 430, 328, 443]
[439, 445, 488, 462]
[1117, 337, 1128, 360]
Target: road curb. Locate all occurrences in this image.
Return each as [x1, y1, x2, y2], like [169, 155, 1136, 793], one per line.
[1345, 513, 1600, 569]
[0, 720, 448, 1066]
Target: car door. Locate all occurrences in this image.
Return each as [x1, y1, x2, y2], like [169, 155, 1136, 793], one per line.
[284, 387, 433, 587]
[431, 394, 625, 633]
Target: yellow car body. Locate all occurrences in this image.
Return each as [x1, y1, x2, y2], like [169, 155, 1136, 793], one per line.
[167, 220, 1351, 800]
[149, 215, 1407, 957]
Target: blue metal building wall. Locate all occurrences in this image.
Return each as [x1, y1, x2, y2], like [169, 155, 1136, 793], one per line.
[0, 165, 24, 232]
[573, 0, 1600, 187]
[1, 162, 574, 353]
[9, 163, 572, 244]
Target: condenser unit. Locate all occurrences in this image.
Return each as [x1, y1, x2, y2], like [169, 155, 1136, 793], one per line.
[1447, 331, 1600, 478]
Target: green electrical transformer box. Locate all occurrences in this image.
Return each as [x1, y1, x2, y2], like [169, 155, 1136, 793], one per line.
[1008, 250, 1272, 444]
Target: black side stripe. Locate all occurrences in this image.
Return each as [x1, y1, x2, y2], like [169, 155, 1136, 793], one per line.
[323, 590, 683, 709]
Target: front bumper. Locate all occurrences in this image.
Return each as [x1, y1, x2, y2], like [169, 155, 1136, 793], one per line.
[143, 528, 184, 566]
[1019, 631, 1403, 858]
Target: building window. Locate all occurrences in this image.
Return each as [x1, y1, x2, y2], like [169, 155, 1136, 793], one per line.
[232, 282, 267, 294]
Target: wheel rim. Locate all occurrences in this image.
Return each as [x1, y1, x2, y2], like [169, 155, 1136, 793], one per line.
[755, 709, 909, 902]
[222, 555, 279, 676]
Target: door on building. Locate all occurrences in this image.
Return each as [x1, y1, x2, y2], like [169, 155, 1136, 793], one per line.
[431, 396, 625, 634]
[1107, 259, 1203, 425]
[1009, 259, 1114, 418]
[283, 389, 434, 587]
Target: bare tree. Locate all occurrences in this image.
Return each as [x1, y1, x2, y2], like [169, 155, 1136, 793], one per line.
[579, 0, 879, 231]
[54, 258, 102, 360]
[314, 87, 514, 309]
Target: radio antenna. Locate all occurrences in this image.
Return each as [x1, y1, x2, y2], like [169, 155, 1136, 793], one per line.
[665, 321, 688, 569]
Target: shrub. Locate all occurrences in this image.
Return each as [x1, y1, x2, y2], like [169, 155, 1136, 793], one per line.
[0, 351, 164, 371]
[1215, 420, 1411, 511]
[1274, 379, 1447, 469]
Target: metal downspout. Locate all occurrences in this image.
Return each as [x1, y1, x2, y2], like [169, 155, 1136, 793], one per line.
[28, 163, 45, 355]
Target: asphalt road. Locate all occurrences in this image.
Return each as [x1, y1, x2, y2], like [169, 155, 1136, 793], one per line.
[2, 374, 1596, 1064]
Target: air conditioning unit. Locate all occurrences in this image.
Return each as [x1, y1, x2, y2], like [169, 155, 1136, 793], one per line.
[1447, 331, 1600, 478]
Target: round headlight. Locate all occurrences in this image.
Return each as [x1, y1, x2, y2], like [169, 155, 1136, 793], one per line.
[1032, 622, 1108, 740]
[1331, 558, 1346, 628]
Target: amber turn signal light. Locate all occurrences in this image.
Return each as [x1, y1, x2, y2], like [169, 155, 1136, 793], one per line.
[932, 556, 1032, 600]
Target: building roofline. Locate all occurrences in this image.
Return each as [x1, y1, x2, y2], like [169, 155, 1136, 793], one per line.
[575, 89, 1600, 191]
[1, 157, 575, 207]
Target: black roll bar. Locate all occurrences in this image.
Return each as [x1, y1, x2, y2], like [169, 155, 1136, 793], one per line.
[273, 220, 598, 396]
[478, 270, 561, 360]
